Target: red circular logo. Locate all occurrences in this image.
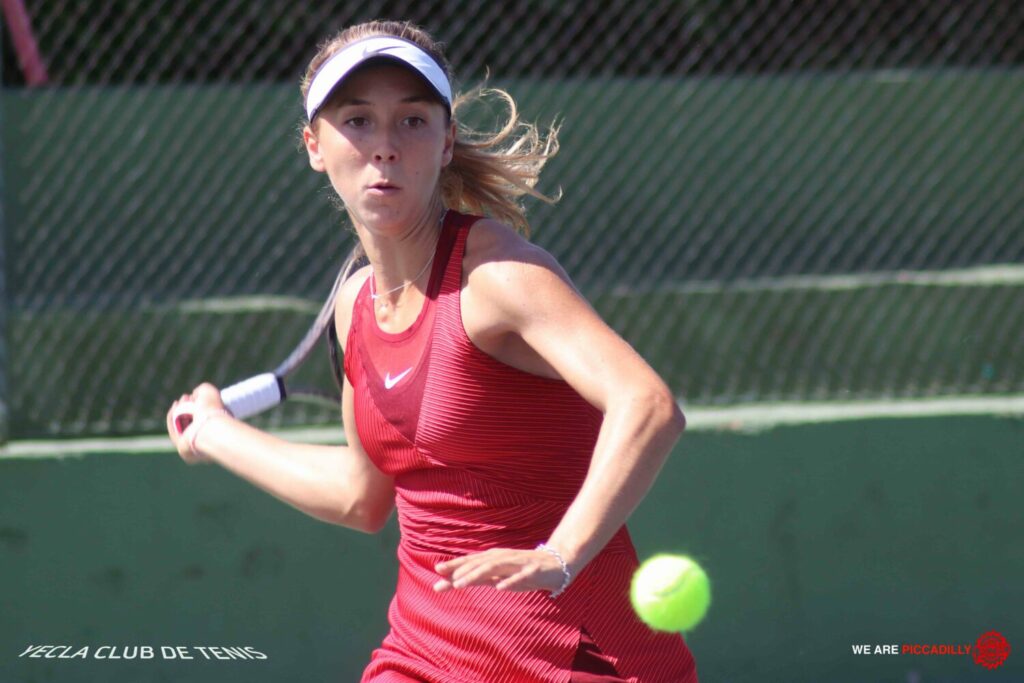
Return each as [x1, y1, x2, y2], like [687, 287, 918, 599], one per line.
[973, 631, 1010, 670]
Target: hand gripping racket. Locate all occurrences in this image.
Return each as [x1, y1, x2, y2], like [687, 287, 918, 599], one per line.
[173, 244, 365, 435]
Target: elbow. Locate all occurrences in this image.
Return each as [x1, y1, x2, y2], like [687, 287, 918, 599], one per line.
[356, 508, 393, 534]
[643, 385, 685, 441]
[669, 398, 687, 437]
[343, 499, 394, 534]
[327, 464, 395, 533]
[614, 383, 685, 441]
[312, 496, 391, 533]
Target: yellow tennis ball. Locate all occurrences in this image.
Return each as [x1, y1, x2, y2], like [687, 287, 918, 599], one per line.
[630, 554, 710, 632]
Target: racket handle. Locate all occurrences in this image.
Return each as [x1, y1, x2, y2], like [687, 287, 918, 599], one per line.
[221, 373, 286, 419]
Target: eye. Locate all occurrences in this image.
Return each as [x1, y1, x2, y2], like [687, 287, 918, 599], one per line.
[345, 116, 369, 128]
[404, 116, 426, 128]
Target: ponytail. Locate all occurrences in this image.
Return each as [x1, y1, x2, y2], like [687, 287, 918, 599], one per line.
[442, 87, 560, 236]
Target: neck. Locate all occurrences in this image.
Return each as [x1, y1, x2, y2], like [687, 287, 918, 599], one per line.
[354, 198, 447, 309]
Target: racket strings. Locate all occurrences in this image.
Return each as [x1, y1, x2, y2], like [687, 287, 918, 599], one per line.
[273, 242, 367, 378]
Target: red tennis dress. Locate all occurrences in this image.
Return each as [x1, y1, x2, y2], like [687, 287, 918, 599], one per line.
[345, 211, 698, 682]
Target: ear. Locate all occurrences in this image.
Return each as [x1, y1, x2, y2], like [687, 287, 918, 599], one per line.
[303, 125, 326, 173]
[440, 120, 456, 168]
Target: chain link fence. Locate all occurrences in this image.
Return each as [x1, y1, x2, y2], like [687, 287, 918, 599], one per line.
[2, 1, 1022, 438]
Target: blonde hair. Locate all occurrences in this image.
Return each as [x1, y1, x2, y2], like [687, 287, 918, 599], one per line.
[300, 20, 559, 235]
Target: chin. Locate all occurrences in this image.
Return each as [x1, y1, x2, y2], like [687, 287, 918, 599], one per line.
[356, 205, 413, 232]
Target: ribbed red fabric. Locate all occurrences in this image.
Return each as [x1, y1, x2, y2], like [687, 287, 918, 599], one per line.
[346, 212, 697, 683]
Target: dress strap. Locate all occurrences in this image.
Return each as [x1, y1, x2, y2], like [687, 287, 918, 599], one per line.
[438, 211, 481, 296]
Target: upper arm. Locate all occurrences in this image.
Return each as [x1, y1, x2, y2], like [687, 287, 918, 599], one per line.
[332, 265, 396, 530]
[333, 263, 371, 451]
[462, 222, 677, 415]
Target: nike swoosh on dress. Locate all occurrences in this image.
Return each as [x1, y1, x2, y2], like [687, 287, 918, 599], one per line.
[384, 367, 413, 389]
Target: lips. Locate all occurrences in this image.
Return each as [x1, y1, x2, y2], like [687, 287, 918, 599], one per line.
[369, 181, 399, 191]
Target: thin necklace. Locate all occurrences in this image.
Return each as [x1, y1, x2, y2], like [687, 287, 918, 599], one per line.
[370, 210, 447, 309]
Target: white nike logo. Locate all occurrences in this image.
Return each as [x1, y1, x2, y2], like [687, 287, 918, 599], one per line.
[384, 367, 413, 390]
[363, 44, 401, 58]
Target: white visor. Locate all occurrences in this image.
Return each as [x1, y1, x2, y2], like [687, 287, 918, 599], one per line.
[305, 36, 452, 121]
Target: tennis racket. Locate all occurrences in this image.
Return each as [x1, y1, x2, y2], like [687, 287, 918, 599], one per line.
[173, 243, 366, 434]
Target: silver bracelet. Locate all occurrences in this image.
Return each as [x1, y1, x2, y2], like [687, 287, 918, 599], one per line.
[535, 543, 572, 599]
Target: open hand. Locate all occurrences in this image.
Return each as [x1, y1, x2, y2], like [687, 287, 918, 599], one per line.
[433, 547, 569, 594]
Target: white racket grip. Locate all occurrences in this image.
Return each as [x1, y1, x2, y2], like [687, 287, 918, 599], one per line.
[221, 373, 285, 419]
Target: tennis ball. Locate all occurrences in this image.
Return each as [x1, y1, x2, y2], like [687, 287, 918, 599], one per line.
[630, 554, 710, 632]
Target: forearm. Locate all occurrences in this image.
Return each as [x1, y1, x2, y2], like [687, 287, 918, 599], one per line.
[545, 390, 685, 574]
[193, 416, 391, 531]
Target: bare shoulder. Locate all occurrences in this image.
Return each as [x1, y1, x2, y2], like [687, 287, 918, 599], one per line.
[463, 218, 573, 291]
[463, 219, 583, 333]
[333, 263, 372, 351]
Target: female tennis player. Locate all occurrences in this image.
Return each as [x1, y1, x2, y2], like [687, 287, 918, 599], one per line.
[167, 20, 697, 682]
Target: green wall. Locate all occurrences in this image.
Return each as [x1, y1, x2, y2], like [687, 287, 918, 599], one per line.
[2, 415, 1021, 681]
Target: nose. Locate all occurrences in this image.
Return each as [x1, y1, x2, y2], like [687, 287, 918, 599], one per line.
[373, 129, 399, 163]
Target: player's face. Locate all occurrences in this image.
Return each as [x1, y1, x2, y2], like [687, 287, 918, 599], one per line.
[304, 63, 454, 234]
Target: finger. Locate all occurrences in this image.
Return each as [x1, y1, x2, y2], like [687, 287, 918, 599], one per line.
[448, 555, 491, 585]
[435, 555, 473, 576]
[452, 559, 516, 589]
[166, 405, 176, 440]
[432, 578, 454, 593]
[171, 400, 196, 436]
[176, 434, 193, 461]
[177, 431, 203, 464]
[193, 383, 225, 409]
[168, 400, 189, 438]
[495, 565, 539, 591]
[437, 548, 506, 579]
